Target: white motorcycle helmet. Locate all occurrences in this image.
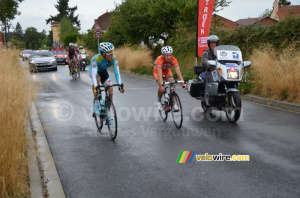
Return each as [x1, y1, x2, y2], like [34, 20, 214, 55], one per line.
[207, 35, 219, 48]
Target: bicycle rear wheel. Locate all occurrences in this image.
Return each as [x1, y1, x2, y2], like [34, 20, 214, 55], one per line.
[171, 92, 183, 129]
[106, 99, 117, 140]
[159, 94, 168, 122]
[94, 99, 103, 131]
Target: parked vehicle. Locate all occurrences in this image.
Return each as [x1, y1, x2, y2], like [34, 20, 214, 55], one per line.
[28, 50, 57, 72]
[188, 45, 251, 122]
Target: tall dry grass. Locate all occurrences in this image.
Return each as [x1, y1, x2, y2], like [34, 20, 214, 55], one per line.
[0, 49, 36, 197]
[114, 47, 153, 71]
[251, 45, 300, 103]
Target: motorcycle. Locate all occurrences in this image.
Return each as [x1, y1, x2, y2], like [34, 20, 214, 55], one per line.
[79, 52, 89, 71]
[188, 45, 251, 122]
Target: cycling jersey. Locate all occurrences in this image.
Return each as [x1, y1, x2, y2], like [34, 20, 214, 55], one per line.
[67, 47, 75, 56]
[89, 54, 121, 86]
[154, 55, 179, 70]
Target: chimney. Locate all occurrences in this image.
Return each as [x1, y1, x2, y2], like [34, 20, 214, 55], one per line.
[270, 0, 280, 21]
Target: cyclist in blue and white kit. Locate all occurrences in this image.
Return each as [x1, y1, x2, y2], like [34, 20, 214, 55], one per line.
[89, 42, 124, 115]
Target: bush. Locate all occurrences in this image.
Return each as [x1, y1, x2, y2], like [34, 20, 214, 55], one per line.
[64, 33, 80, 47]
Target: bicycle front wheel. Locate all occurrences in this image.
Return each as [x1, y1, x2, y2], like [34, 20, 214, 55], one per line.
[159, 94, 168, 122]
[94, 99, 103, 131]
[171, 92, 183, 129]
[107, 100, 117, 140]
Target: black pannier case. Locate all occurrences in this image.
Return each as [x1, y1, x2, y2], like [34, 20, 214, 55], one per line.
[188, 79, 205, 98]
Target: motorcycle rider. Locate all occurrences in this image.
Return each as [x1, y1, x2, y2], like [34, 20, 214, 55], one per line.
[201, 35, 219, 82]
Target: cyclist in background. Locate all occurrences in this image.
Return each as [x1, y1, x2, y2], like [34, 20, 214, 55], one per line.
[74, 44, 81, 72]
[153, 46, 185, 111]
[66, 43, 78, 76]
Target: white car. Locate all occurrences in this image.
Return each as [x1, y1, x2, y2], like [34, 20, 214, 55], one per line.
[28, 50, 57, 72]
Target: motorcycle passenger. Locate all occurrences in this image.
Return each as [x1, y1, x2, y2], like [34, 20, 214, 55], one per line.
[201, 35, 219, 82]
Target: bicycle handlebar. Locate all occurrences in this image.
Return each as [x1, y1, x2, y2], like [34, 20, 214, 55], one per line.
[162, 80, 186, 86]
[96, 83, 124, 90]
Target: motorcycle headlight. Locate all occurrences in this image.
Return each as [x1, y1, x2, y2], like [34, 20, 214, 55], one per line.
[227, 69, 239, 79]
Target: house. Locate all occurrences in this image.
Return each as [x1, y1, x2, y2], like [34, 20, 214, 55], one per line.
[92, 12, 112, 32]
[235, 17, 278, 26]
[211, 14, 239, 30]
[270, 0, 300, 21]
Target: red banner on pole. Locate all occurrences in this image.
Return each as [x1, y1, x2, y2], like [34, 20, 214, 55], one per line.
[196, 0, 215, 57]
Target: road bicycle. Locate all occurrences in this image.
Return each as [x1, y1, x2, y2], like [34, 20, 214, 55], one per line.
[70, 59, 78, 80]
[93, 84, 124, 140]
[159, 80, 185, 129]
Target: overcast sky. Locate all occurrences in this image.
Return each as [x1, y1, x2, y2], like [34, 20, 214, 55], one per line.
[10, 0, 300, 33]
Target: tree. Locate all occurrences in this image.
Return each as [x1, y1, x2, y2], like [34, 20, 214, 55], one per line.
[14, 22, 23, 40]
[64, 33, 79, 46]
[214, 0, 231, 13]
[24, 27, 46, 49]
[0, 0, 24, 42]
[46, 0, 81, 28]
[279, 0, 291, 6]
[260, 9, 272, 17]
[59, 16, 79, 43]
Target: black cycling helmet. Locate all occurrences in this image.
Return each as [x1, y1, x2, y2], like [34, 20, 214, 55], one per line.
[207, 35, 219, 48]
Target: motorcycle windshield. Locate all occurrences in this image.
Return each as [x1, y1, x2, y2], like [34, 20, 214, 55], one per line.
[214, 45, 242, 65]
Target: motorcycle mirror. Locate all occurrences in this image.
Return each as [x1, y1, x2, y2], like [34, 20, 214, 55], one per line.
[243, 61, 252, 68]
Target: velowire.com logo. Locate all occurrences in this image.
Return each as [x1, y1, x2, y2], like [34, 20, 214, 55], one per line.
[177, 151, 250, 163]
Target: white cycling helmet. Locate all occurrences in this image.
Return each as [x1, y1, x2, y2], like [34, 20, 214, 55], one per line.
[69, 43, 74, 47]
[99, 42, 114, 54]
[161, 46, 173, 54]
[74, 44, 78, 47]
[79, 46, 83, 50]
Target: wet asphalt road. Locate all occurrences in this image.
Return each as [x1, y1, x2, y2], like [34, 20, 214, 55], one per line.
[30, 63, 300, 198]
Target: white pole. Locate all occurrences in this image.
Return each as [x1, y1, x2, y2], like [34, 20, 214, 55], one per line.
[97, 38, 99, 53]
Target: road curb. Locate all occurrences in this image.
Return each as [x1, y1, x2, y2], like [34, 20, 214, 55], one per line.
[241, 95, 300, 113]
[26, 119, 44, 198]
[29, 102, 66, 198]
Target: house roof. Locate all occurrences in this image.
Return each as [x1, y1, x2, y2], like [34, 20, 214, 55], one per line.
[92, 12, 112, 31]
[235, 17, 265, 26]
[277, 5, 300, 19]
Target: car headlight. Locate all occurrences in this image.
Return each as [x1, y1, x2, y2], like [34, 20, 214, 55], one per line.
[51, 59, 56, 63]
[30, 60, 35, 64]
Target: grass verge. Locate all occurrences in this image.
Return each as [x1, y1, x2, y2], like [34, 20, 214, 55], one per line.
[0, 49, 36, 197]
